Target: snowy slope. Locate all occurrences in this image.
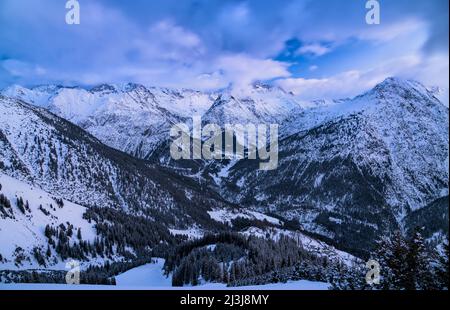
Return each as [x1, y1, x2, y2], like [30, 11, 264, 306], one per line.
[240, 227, 356, 266]
[146, 87, 218, 118]
[206, 207, 357, 265]
[0, 95, 231, 228]
[2, 85, 63, 108]
[0, 257, 330, 290]
[203, 83, 302, 126]
[1, 77, 447, 261]
[0, 279, 330, 290]
[218, 78, 449, 255]
[207, 208, 283, 226]
[0, 172, 96, 270]
[113, 257, 330, 290]
[115, 258, 171, 287]
[2, 84, 216, 159]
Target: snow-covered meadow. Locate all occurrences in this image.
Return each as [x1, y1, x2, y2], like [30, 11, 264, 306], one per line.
[0, 258, 330, 290]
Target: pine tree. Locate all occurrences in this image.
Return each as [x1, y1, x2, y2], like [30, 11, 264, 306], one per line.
[229, 263, 237, 284]
[406, 228, 433, 290]
[67, 225, 73, 238]
[222, 262, 229, 283]
[16, 197, 25, 214]
[45, 225, 52, 239]
[434, 236, 449, 289]
[77, 228, 82, 240]
[375, 231, 409, 290]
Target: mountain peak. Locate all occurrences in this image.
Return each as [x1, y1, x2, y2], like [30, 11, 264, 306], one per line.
[122, 82, 148, 93]
[365, 77, 443, 105]
[90, 84, 118, 94]
[373, 77, 427, 94]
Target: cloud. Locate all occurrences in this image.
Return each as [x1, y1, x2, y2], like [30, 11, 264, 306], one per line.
[149, 20, 203, 50]
[1, 60, 46, 77]
[277, 71, 371, 101]
[215, 54, 290, 89]
[0, 0, 447, 94]
[276, 53, 449, 101]
[296, 43, 331, 57]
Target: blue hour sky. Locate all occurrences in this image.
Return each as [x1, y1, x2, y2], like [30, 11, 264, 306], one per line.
[0, 0, 448, 100]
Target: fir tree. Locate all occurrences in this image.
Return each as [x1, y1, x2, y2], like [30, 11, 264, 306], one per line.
[375, 231, 409, 290]
[77, 228, 82, 240]
[406, 228, 433, 290]
[46, 245, 52, 258]
[434, 236, 449, 290]
[16, 197, 25, 214]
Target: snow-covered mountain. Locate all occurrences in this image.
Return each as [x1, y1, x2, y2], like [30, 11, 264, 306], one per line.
[0, 172, 98, 270]
[202, 83, 302, 126]
[2, 83, 304, 159]
[1, 77, 448, 259]
[0, 95, 231, 228]
[217, 78, 449, 255]
[0, 95, 227, 272]
[2, 84, 217, 160]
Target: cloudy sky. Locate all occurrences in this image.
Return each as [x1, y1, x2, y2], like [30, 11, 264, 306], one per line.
[0, 0, 448, 100]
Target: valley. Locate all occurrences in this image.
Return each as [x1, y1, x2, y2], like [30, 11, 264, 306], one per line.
[0, 77, 448, 289]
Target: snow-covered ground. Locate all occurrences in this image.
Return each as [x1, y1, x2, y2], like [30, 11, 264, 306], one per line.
[0, 172, 98, 270]
[0, 258, 330, 290]
[0, 280, 330, 290]
[207, 208, 283, 226]
[240, 227, 357, 266]
[115, 258, 172, 287]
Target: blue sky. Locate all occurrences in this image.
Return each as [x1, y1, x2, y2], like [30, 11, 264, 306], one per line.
[0, 0, 448, 100]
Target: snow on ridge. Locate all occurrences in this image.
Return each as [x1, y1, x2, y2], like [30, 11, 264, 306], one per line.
[169, 226, 204, 239]
[240, 226, 357, 266]
[207, 208, 282, 226]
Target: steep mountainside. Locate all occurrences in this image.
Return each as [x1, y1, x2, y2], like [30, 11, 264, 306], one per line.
[2, 78, 448, 258]
[2, 84, 217, 159]
[202, 83, 302, 126]
[0, 172, 97, 270]
[0, 95, 230, 229]
[217, 78, 449, 255]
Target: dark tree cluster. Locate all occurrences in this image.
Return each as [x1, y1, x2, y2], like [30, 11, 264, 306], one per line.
[374, 230, 449, 290]
[13, 246, 27, 266]
[165, 232, 342, 287]
[330, 230, 450, 290]
[38, 205, 50, 216]
[0, 193, 13, 218]
[232, 257, 340, 287]
[32, 247, 46, 267]
[230, 217, 276, 231]
[81, 257, 158, 285]
[0, 270, 67, 284]
[44, 223, 107, 262]
[170, 242, 247, 286]
[16, 197, 30, 214]
[55, 198, 64, 208]
[164, 232, 247, 272]
[83, 206, 176, 257]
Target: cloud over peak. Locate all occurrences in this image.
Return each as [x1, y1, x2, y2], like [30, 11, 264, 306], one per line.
[0, 0, 448, 102]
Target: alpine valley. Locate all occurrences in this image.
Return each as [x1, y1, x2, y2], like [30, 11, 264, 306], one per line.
[0, 77, 448, 289]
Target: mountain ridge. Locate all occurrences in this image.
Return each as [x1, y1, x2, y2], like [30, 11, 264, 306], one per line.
[1, 77, 448, 257]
